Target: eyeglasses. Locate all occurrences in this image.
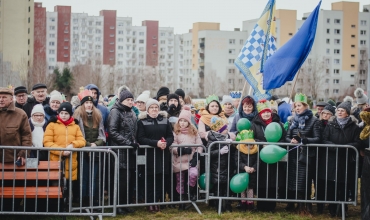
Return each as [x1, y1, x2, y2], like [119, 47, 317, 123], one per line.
[16, 95, 26, 98]
[149, 106, 159, 110]
[32, 114, 44, 118]
[136, 101, 145, 105]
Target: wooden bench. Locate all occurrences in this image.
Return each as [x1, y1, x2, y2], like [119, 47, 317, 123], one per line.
[0, 161, 64, 199]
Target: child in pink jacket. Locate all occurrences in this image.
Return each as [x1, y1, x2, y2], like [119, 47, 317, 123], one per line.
[172, 106, 203, 207]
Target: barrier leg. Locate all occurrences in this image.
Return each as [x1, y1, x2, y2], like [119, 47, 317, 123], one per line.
[218, 198, 222, 215]
[191, 202, 202, 215]
[341, 203, 345, 220]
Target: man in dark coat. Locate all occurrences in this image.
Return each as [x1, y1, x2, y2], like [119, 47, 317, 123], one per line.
[14, 86, 29, 109]
[22, 83, 50, 118]
[315, 101, 329, 118]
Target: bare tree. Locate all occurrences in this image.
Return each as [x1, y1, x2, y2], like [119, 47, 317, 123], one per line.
[204, 69, 228, 97]
[298, 57, 326, 102]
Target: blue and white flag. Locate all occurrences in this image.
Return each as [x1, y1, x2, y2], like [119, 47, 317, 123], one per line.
[234, 0, 277, 101]
[263, 1, 321, 90]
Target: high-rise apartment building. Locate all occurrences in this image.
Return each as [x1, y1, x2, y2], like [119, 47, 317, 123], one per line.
[0, 0, 34, 87]
[243, 2, 370, 100]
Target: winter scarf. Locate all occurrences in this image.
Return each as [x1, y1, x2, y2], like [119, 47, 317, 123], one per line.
[180, 127, 189, 134]
[360, 110, 370, 140]
[57, 115, 75, 126]
[199, 108, 226, 128]
[224, 107, 235, 117]
[237, 141, 258, 155]
[30, 118, 46, 148]
[240, 110, 257, 121]
[290, 109, 313, 130]
[336, 116, 350, 129]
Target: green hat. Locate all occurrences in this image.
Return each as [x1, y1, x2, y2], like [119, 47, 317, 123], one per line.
[294, 93, 307, 104]
[326, 99, 336, 107]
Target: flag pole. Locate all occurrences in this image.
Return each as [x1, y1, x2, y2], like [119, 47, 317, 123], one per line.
[288, 69, 300, 103]
[237, 81, 248, 109]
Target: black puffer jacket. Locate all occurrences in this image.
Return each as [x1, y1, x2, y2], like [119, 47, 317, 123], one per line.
[22, 97, 50, 118]
[108, 102, 137, 169]
[251, 113, 287, 188]
[319, 116, 360, 182]
[208, 131, 229, 184]
[137, 111, 174, 175]
[285, 112, 320, 191]
[235, 151, 258, 188]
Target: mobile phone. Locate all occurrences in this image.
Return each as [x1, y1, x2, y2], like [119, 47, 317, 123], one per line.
[15, 158, 22, 167]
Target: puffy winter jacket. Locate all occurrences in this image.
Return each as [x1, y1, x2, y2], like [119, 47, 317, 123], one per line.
[107, 102, 137, 169]
[43, 117, 86, 180]
[207, 131, 229, 184]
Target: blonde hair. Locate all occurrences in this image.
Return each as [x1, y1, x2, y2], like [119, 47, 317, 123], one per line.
[73, 103, 102, 128]
[174, 119, 198, 136]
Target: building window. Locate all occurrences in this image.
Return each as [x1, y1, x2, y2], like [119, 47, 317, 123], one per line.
[326, 18, 330, 23]
[228, 49, 235, 54]
[49, 49, 55, 54]
[49, 26, 55, 30]
[240, 39, 244, 45]
[334, 19, 340, 24]
[351, 35, 355, 38]
[333, 69, 340, 74]
[351, 54, 355, 58]
[50, 18, 55, 22]
[334, 59, 340, 64]
[326, 49, 330, 54]
[139, 32, 144, 36]
[118, 38, 123, 42]
[326, 69, 329, 74]
[49, 34, 55, 38]
[360, 80, 366, 85]
[326, 39, 330, 44]
[351, 45, 355, 48]
[228, 59, 235, 64]
[334, 29, 340, 34]
[118, 30, 123, 35]
[49, 42, 55, 46]
[326, 29, 330, 34]
[360, 40, 366, 45]
[288, 33, 293, 36]
[334, 39, 340, 44]
[228, 69, 235, 74]
[49, 58, 55, 62]
[325, 59, 330, 64]
[334, 49, 340, 54]
[325, 79, 329, 83]
[351, 64, 355, 68]
[361, 30, 367, 35]
[139, 39, 144, 44]
[96, 22, 101, 26]
[229, 39, 235, 44]
[351, 24, 356, 28]
[333, 89, 339, 94]
[361, 20, 367, 26]
[360, 70, 366, 74]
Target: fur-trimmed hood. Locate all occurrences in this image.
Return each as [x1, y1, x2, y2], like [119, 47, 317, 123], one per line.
[328, 115, 358, 125]
[138, 111, 168, 120]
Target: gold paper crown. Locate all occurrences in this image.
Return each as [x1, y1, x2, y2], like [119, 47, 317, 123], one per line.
[256, 99, 271, 113]
[206, 94, 219, 105]
[294, 93, 307, 104]
[194, 101, 205, 110]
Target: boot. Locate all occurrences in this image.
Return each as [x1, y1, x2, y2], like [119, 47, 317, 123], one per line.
[306, 203, 313, 214]
[240, 202, 247, 212]
[317, 203, 323, 214]
[189, 186, 198, 201]
[285, 203, 295, 211]
[247, 202, 254, 211]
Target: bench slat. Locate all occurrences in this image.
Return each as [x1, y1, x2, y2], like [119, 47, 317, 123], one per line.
[0, 161, 60, 170]
[1, 171, 60, 180]
[0, 187, 62, 198]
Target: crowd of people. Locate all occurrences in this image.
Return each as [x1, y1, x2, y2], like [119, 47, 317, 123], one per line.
[0, 83, 368, 217]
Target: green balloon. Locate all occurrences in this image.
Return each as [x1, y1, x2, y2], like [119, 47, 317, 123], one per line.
[236, 133, 242, 141]
[237, 118, 251, 132]
[230, 173, 249, 193]
[265, 122, 283, 142]
[198, 173, 213, 190]
[260, 145, 287, 164]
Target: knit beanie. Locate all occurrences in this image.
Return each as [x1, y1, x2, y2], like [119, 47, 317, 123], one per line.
[354, 88, 368, 105]
[178, 106, 192, 123]
[326, 99, 336, 107]
[222, 95, 233, 105]
[322, 104, 336, 116]
[156, 87, 170, 100]
[146, 98, 160, 112]
[58, 102, 73, 115]
[343, 96, 354, 106]
[49, 90, 63, 103]
[167, 93, 180, 104]
[119, 88, 134, 102]
[31, 104, 45, 116]
[81, 96, 94, 105]
[136, 90, 150, 103]
[174, 89, 185, 99]
[337, 101, 351, 115]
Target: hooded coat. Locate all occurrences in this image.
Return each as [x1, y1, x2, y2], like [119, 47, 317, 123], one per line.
[0, 102, 32, 163]
[230, 95, 257, 133]
[84, 84, 110, 126]
[137, 111, 174, 175]
[107, 101, 137, 169]
[44, 104, 58, 120]
[43, 116, 86, 180]
[319, 116, 360, 182]
[207, 131, 230, 184]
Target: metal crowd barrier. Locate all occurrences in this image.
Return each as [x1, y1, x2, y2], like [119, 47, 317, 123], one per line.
[206, 141, 359, 220]
[0, 143, 360, 220]
[0, 146, 118, 220]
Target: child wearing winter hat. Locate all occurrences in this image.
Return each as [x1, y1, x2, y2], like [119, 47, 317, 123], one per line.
[29, 104, 48, 160]
[172, 106, 203, 204]
[236, 130, 258, 211]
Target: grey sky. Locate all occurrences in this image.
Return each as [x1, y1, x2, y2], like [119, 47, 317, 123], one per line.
[39, 0, 369, 34]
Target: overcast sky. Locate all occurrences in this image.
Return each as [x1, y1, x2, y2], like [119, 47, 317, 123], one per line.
[39, 0, 369, 34]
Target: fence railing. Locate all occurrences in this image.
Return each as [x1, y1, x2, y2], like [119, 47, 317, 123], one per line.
[0, 142, 360, 220]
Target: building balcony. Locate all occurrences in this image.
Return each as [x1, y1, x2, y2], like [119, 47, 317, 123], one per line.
[199, 52, 204, 58]
[199, 62, 204, 67]
[199, 42, 205, 48]
[199, 70, 204, 78]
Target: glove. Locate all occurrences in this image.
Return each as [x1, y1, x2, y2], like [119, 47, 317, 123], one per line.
[177, 147, 192, 156]
[189, 152, 199, 167]
[131, 143, 139, 151]
[225, 139, 232, 143]
[302, 138, 308, 145]
[63, 151, 71, 156]
[66, 144, 74, 149]
[220, 146, 229, 155]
